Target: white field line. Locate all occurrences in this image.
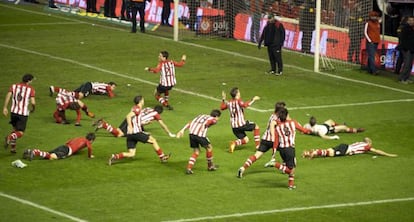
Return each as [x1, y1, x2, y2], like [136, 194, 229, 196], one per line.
[162, 197, 414, 222]
[1, 4, 413, 112]
[0, 22, 81, 27]
[1, 43, 413, 113]
[0, 192, 88, 222]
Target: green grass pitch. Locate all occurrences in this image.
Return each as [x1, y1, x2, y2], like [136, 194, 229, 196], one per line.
[0, 2, 414, 222]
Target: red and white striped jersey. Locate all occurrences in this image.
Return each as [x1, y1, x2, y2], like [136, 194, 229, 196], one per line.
[261, 113, 278, 141]
[130, 105, 143, 134]
[141, 107, 161, 125]
[347, 142, 371, 155]
[149, 60, 185, 87]
[220, 99, 253, 128]
[91, 82, 113, 97]
[8, 83, 35, 116]
[56, 92, 77, 107]
[188, 114, 218, 137]
[275, 119, 310, 148]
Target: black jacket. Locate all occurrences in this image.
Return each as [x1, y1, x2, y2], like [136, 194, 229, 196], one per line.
[258, 20, 286, 47]
[399, 24, 414, 52]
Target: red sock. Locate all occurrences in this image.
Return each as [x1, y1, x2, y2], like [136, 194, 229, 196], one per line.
[187, 153, 199, 170]
[288, 174, 295, 187]
[54, 87, 61, 93]
[275, 162, 292, 174]
[243, 155, 257, 169]
[240, 138, 247, 145]
[206, 150, 213, 168]
[254, 128, 260, 147]
[114, 153, 124, 160]
[346, 128, 357, 133]
[155, 148, 165, 159]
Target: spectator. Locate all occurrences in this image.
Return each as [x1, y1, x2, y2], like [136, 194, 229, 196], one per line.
[364, 10, 381, 75]
[258, 14, 286, 75]
[161, 0, 173, 26]
[130, 0, 149, 33]
[347, 0, 365, 64]
[299, 0, 316, 54]
[398, 16, 414, 84]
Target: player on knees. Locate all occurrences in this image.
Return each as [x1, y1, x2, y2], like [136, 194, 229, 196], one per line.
[23, 133, 96, 160]
[145, 51, 186, 110]
[176, 109, 221, 174]
[53, 92, 95, 126]
[302, 137, 397, 159]
[108, 96, 171, 165]
[221, 87, 260, 153]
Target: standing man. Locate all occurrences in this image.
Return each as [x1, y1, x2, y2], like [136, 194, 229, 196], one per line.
[249, 0, 264, 43]
[130, 0, 149, 33]
[176, 109, 221, 174]
[161, 0, 173, 26]
[3, 74, 36, 153]
[347, 0, 365, 64]
[145, 51, 186, 110]
[258, 14, 286, 75]
[108, 95, 171, 165]
[364, 11, 381, 75]
[23, 133, 96, 160]
[397, 16, 414, 84]
[299, 0, 316, 54]
[220, 87, 260, 153]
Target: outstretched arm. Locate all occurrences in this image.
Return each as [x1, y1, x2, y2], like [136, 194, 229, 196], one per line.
[158, 120, 175, 137]
[370, 148, 397, 157]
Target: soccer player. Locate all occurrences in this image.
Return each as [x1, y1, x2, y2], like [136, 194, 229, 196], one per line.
[269, 108, 310, 190]
[94, 105, 176, 138]
[49, 81, 117, 99]
[303, 116, 365, 140]
[176, 109, 221, 174]
[144, 51, 186, 110]
[220, 87, 260, 153]
[23, 133, 96, 160]
[237, 104, 279, 178]
[3, 74, 36, 153]
[108, 96, 171, 165]
[301, 137, 397, 159]
[53, 92, 95, 126]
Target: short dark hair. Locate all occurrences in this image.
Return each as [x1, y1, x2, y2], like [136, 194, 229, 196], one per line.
[22, 74, 34, 83]
[160, 51, 169, 59]
[277, 108, 288, 122]
[309, 116, 317, 126]
[133, 95, 143, 104]
[107, 82, 116, 86]
[230, 87, 239, 98]
[210, 109, 221, 117]
[86, 133, 96, 141]
[154, 105, 163, 114]
[275, 101, 286, 112]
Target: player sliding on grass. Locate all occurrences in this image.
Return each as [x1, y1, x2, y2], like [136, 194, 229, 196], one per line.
[220, 87, 260, 153]
[23, 133, 96, 160]
[144, 51, 186, 110]
[303, 116, 365, 140]
[108, 95, 171, 166]
[176, 109, 221, 174]
[93, 105, 175, 138]
[49, 81, 117, 99]
[302, 137, 397, 159]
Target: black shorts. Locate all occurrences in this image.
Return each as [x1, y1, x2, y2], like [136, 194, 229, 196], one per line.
[74, 82, 92, 97]
[126, 132, 150, 149]
[323, 124, 335, 134]
[118, 119, 128, 135]
[49, 145, 70, 159]
[156, 84, 173, 94]
[232, 121, 256, 139]
[9, 113, 29, 132]
[257, 140, 273, 153]
[189, 134, 210, 149]
[278, 147, 296, 169]
[332, 144, 349, 156]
